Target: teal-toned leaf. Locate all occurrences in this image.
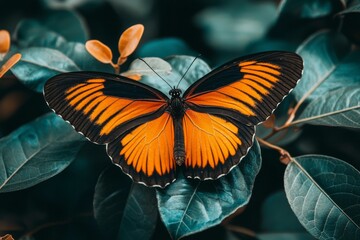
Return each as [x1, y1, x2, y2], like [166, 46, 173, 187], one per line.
[277, 0, 345, 19]
[41, 10, 88, 42]
[10, 47, 80, 92]
[337, 3, 360, 45]
[256, 95, 302, 146]
[0, 113, 85, 193]
[261, 191, 308, 232]
[295, 87, 360, 128]
[284, 155, 360, 239]
[123, 55, 211, 97]
[157, 141, 261, 240]
[166, 55, 210, 88]
[14, 19, 112, 72]
[258, 233, 315, 240]
[196, 1, 277, 51]
[94, 166, 158, 240]
[292, 30, 360, 102]
[137, 38, 195, 58]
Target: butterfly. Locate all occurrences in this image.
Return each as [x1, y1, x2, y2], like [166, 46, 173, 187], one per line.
[44, 51, 303, 187]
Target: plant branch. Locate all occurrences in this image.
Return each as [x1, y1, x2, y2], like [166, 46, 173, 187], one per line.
[284, 66, 336, 126]
[257, 137, 292, 164]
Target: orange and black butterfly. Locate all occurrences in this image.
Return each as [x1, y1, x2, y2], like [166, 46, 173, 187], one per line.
[44, 51, 303, 187]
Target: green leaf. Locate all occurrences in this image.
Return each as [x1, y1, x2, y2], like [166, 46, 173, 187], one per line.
[196, 1, 277, 51]
[294, 87, 360, 128]
[41, 10, 89, 42]
[123, 55, 211, 96]
[10, 47, 80, 92]
[261, 191, 307, 232]
[292, 30, 360, 102]
[0, 113, 84, 193]
[14, 19, 112, 72]
[277, 0, 345, 19]
[166, 55, 211, 87]
[284, 155, 360, 239]
[258, 233, 315, 240]
[93, 166, 158, 240]
[137, 38, 195, 58]
[337, 3, 360, 45]
[156, 141, 261, 240]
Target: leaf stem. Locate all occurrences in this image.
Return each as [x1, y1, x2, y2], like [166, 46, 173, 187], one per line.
[284, 65, 336, 126]
[257, 137, 292, 164]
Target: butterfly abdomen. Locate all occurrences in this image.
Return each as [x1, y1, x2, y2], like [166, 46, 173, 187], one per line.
[173, 117, 185, 166]
[169, 91, 186, 166]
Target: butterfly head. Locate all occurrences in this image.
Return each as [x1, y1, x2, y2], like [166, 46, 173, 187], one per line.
[169, 88, 182, 98]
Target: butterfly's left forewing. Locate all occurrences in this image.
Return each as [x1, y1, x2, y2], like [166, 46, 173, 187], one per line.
[44, 72, 176, 187]
[182, 51, 303, 179]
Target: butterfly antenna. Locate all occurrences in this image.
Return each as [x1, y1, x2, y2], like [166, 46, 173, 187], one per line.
[138, 58, 172, 89]
[176, 54, 202, 88]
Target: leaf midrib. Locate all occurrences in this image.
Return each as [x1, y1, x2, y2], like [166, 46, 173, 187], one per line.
[291, 105, 360, 126]
[175, 183, 200, 238]
[291, 158, 360, 230]
[0, 134, 72, 190]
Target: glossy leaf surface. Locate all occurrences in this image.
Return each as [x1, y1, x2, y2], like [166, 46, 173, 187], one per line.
[284, 155, 360, 239]
[157, 141, 261, 240]
[293, 31, 360, 102]
[296, 87, 360, 128]
[0, 113, 84, 192]
[94, 166, 158, 240]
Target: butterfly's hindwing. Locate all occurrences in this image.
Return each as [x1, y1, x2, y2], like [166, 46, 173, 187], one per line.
[107, 112, 176, 187]
[182, 109, 255, 179]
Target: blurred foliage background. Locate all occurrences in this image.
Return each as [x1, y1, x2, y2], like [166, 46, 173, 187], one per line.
[0, 0, 359, 239]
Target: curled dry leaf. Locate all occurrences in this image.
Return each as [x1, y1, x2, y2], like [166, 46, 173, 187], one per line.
[0, 53, 21, 78]
[0, 30, 10, 54]
[118, 24, 144, 61]
[85, 40, 113, 64]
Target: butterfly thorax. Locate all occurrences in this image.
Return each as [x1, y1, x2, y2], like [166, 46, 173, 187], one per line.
[169, 88, 186, 166]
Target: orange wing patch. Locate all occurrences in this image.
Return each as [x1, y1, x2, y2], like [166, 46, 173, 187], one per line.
[183, 110, 241, 169]
[64, 78, 167, 137]
[119, 112, 175, 177]
[186, 61, 282, 118]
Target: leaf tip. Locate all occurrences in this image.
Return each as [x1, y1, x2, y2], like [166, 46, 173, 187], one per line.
[85, 39, 113, 64]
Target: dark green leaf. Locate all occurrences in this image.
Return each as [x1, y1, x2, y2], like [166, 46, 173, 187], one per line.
[94, 166, 158, 240]
[284, 155, 360, 239]
[337, 3, 360, 45]
[292, 30, 360, 102]
[10, 47, 80, 92]
[41, 10, 89, 42]
[196, 1, 277, 51]
[261, 191, 307, 232]
[256, 95, 302, 146]
[14, 19, 112, 72]
[277, 0, 345, 19]
[295, 87, 360, 128]
[137, 38, 195, 58]
[156, 140, 261, 240]
[258, 233, 315, 240]
[0, 113, 85, 193]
